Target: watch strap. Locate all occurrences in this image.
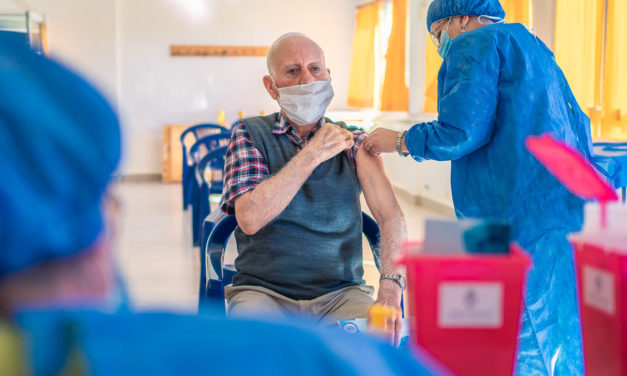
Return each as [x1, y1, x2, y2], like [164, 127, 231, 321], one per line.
[395, 131, 408, 157]
[380, 273, 406, 291]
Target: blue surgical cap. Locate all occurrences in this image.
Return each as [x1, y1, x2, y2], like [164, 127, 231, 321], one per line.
[426, 0, 506, 31]
[0, 31, 121, 278]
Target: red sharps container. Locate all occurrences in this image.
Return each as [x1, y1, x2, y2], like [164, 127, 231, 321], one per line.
[400, 243, 530, 376]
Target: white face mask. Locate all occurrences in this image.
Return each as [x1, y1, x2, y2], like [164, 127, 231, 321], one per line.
[271, 77, 334, 126]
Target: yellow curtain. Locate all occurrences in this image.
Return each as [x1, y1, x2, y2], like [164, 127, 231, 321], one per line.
[380, 0, 409, 111]
[555, 0, 626, 139]
[500, 0, 530, 28]
[347, 1, 383, 108]
[423, 37, 440, 113]
[41, 23, 49, 55]
[602, 0, 627, 138]
[555, 0, 603, 118]
[423, 0, 531, 114]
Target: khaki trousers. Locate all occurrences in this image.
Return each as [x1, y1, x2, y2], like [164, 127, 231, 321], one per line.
[225, 284, 375, 322]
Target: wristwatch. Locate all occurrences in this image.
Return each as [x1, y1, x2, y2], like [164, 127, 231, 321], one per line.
[395, 131, 409, 157]
[380, 273, 406, 291]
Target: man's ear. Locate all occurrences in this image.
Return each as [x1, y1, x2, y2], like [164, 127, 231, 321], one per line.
[263, 75, 279, 100]
[326, 68, 331, 79]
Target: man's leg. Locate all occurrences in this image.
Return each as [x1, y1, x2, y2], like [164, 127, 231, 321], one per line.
[311, 285, 375, 321]
[225, 285, 295, 319]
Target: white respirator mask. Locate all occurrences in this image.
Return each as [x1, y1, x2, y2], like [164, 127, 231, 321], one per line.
[271, 77, 334, 126]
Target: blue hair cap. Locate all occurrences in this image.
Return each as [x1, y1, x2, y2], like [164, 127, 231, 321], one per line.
[426, 0, 506, 31]
[0, 31, 121, 278]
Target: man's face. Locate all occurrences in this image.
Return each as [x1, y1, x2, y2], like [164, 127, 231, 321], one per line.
[264, 36, 329, 99]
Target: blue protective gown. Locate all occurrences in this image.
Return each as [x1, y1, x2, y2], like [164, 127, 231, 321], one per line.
[405, 23, 592, 375]
[14, 310, 444, 376]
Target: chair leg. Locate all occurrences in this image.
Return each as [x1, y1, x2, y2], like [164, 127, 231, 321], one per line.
[182, 171, 188, 209]
[198, 260, 206, 306]
[191, 185, 200, 246]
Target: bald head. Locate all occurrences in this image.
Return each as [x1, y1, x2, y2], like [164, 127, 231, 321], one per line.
[266, 33, 326, 77]
[262, 33, 330, 102]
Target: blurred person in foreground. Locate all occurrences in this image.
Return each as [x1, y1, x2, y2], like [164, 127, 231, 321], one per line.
[0, 31, 442, 376]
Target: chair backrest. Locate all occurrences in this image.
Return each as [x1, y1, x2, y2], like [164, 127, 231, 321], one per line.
[198, 212, 403, 316]
[184, 123, 228, 139]
[180, 123, 227, 150]
[193, 146, 228, 249]
[180, 124, 229, 168]
[189, 133, 231, 165]
[182, 131, 231, 210]
[195, 146, 227, 193]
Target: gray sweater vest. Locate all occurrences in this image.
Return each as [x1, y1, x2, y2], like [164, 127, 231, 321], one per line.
[232, 113, 364, 300]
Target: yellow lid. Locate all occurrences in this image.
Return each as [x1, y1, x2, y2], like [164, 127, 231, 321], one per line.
[368, 304, 399, 330]
[217, 110, 226, 126]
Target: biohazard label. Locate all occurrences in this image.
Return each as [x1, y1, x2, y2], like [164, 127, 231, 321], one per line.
[583, 266, 615, 315]
[438, 282, 503, 328]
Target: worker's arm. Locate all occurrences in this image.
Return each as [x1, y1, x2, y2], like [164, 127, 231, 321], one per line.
[234, 122, 354, 235]
[356, 146, 407, 343]
[363, 49, 498, 160]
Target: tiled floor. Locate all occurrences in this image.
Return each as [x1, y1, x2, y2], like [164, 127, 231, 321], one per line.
[113, 182, 451, 313]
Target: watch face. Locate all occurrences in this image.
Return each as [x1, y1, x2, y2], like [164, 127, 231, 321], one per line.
[399, 276, 406, 289]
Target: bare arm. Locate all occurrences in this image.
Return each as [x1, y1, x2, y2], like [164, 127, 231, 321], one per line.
[234, 122, 355, 235]
[356, 147, 407, 278]
[356, 145, 406, 343]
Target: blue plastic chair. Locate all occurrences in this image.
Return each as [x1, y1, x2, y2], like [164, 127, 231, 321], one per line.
[181, 124, 229, 209]
[186, 134, 231, 244]
[199, 212, 404, 317]
[192, 146, 227, 247]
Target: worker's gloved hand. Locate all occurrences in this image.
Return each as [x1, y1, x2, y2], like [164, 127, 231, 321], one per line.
[304, 121, 354, 164]
[374, 279, 403, 347]
[363, 128, 402, 156]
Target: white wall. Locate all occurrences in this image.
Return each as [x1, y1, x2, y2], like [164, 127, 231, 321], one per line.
[1, 0, 357, 174]
[0, 0, 118, 103]
[533, 0, 556, 51]
[117, 0, 356, 174]
[1, 0, 559, 191]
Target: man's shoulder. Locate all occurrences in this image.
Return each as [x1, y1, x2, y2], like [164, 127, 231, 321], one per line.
[240, 113, 279, 130]
[323, 117, 364, 134]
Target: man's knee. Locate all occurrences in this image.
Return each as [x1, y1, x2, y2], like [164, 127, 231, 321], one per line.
[226, 287, 288, 319]
[322, 286, 375, 320]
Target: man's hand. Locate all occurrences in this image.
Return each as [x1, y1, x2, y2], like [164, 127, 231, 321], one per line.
[233, 121, 355, 235]
[362, 128, 403, 156]
[375, 279, 403, 347]
[305, 121, 354, 164]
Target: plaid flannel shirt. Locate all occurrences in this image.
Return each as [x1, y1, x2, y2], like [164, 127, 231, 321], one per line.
[220, 113, 366, 215]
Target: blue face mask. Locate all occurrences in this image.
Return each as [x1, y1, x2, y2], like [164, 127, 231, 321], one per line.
[438, 19, 453, 59]
[438, 30, 453, 58]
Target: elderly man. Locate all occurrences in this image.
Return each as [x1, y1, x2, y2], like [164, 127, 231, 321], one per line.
[0, 31, 442, 376]
[220, 33, 407, 323]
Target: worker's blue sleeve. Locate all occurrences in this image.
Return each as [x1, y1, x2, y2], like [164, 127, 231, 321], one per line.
[405, 51, 498, 162]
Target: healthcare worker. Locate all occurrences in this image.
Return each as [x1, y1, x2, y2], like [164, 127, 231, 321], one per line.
[363, 0, 592, 375]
